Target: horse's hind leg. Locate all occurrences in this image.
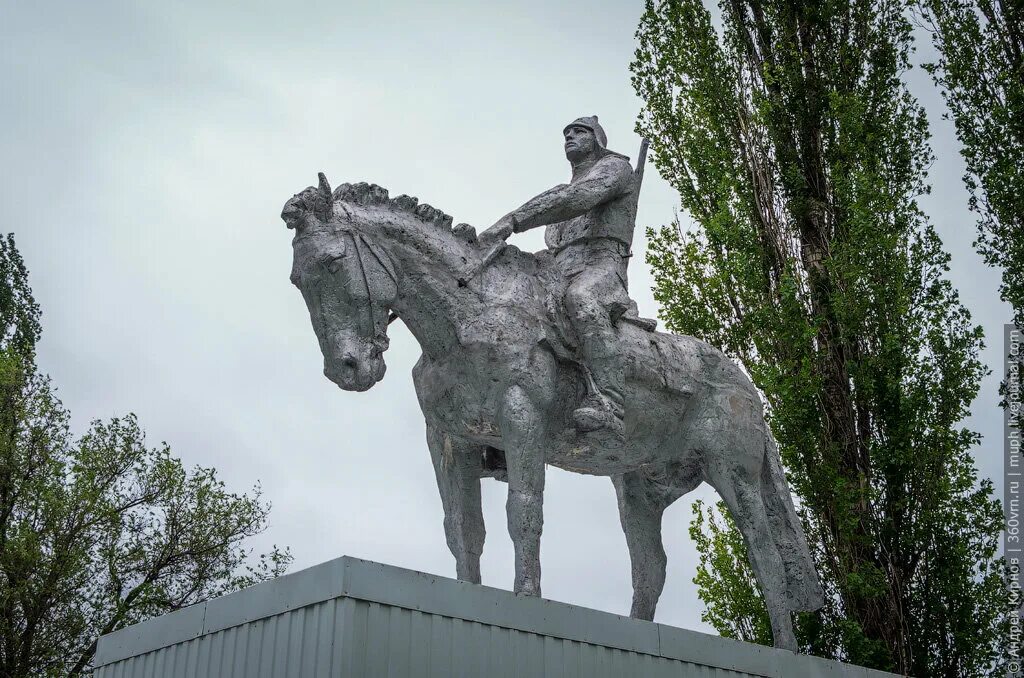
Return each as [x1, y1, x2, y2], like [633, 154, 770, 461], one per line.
[426, 424, 485, 583]
[706, 450, 797, 651]
[613, 470, 693, 620]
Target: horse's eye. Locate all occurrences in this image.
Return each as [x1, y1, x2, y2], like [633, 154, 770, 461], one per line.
[327, 256, 345, 274]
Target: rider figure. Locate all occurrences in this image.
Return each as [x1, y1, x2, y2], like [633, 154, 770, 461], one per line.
[481, 116, 638, 438]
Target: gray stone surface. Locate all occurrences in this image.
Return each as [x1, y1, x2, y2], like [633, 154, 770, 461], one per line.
[94, 556, 898, 678]
[280, 118, 824, 650]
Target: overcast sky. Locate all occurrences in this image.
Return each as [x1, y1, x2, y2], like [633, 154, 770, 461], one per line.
[2, 0, 1012, 634]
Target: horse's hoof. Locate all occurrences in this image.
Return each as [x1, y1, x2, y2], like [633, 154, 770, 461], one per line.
[514, 580, 541, 597]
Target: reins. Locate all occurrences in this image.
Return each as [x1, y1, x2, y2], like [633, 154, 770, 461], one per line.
[345, 229, 399, 348]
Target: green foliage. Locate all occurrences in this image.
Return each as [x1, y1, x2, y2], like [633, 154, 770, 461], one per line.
[919, 0, 1024, 426]
[0, 235, 291, 677]
[0, 235, 40, 364]
[633, 1, 1009, 674]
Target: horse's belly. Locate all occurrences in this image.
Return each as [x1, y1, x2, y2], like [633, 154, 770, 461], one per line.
[547, 389, 692, 476]
[547, 438, 641, 475]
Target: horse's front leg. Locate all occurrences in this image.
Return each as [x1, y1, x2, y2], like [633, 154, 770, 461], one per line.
[426, 424, 485, 583]
[498, 384, 547, 596]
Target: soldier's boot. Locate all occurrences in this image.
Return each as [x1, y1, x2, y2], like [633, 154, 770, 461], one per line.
[573, 358, 625, 438]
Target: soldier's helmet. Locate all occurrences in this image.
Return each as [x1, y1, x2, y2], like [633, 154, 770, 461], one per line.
[563, 115, 608, 149]
[562, 115, 630, 162]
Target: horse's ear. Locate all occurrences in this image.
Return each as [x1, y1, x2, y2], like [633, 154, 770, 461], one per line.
[314, 172, 335, 221]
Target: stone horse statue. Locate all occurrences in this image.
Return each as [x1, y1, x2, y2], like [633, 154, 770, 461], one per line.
[281, 173, 823, 650]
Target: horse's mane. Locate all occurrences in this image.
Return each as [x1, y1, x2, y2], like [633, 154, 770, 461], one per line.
[332, 182, 458, 233]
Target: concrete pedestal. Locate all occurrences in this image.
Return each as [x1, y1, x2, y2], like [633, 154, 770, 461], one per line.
[95, 556, 897, 677]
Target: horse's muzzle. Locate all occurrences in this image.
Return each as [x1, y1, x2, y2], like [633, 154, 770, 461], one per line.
[324, 354, 386, 391]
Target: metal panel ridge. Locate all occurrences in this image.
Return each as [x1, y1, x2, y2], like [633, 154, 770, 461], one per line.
[95, 557, 350, 667]
[202, 556, 347, 634]
[338, 557, 661, 656]
[93, 599, 207, 668]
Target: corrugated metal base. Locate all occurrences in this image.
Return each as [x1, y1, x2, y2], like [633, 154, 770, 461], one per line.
[95, 556, 898, 678]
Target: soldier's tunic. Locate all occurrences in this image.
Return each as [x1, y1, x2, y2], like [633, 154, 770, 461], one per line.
[506, 151, 639, 411]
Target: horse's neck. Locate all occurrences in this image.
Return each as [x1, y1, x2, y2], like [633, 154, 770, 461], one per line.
[378, 219, 482, 358]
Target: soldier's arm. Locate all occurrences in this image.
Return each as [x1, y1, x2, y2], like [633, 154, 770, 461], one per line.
[508, 156, 633, 232]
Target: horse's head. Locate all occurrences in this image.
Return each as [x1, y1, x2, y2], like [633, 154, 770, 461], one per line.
[283, 174, 398, 391]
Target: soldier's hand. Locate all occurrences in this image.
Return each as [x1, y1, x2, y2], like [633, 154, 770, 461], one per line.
[479, 215, 515, 244]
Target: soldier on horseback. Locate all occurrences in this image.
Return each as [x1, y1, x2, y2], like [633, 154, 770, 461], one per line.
[480, 116, 640, 439]
[285, 139, 825, 646]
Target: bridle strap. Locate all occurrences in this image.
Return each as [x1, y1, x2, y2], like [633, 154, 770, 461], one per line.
[348, 231, 398, 348]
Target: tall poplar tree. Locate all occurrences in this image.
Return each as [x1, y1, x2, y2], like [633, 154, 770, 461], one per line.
[919, 0, 1023, 337]
[919, 0, 1023, 441]
[632, 1, 1008, 674]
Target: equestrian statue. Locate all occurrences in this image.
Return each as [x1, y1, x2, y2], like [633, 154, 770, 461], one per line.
[280, 116, 824, 650]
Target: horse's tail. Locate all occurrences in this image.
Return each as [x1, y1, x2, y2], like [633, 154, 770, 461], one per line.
[760, 431, 825, 612]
